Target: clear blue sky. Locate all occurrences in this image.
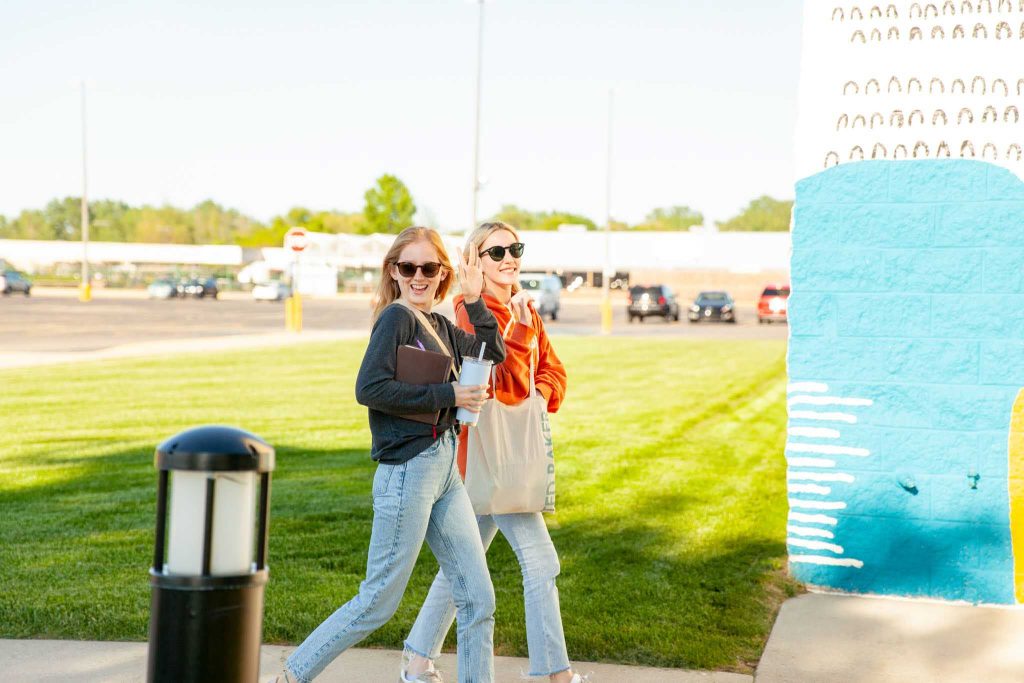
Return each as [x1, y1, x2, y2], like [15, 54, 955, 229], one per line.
[0, 0, 803, 229]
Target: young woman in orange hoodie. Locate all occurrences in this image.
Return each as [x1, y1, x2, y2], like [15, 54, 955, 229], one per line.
[400, 222, 585, 683]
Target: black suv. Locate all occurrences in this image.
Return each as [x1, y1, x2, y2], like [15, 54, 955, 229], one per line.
[0, 270, 31, 296]
[627, 285, 680, 323]
[688, 291, 736, 323]
[177, 278, 219, 299]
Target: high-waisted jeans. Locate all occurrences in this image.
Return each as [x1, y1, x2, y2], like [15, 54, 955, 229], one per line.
[286, 430, 495, 683]
[405, 512, 570, 677]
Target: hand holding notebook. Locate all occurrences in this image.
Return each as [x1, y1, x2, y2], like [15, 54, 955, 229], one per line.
[395, 344, 452, 425]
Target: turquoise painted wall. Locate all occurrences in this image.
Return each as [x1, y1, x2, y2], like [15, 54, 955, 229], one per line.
[789, 159, 1024, 604]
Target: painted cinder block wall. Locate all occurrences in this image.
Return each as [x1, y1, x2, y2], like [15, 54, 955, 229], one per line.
[789, 0, 1024, 603]
[788, 158, 1024, 603]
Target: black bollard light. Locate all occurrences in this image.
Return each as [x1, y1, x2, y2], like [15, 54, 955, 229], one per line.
[147, 425, 275, 683]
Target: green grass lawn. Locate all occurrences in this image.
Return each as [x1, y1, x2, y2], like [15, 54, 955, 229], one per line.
[0, 337, 798, 673]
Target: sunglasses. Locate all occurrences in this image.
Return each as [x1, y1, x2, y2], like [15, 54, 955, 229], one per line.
[479, 242, 525, 261]
[395, 261, 444, 278]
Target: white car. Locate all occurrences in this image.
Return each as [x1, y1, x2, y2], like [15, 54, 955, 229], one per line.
[252, 281, 291, 302]
[518, 273, 561, 321]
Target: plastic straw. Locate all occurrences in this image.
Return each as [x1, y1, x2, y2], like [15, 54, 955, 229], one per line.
[478, 342, 486, 361]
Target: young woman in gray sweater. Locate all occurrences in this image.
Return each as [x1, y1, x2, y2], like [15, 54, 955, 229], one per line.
[276, 227, 506, 683]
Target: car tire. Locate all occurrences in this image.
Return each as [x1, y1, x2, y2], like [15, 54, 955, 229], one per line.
[550, 309, 557, 321]
[24, 288, 30, 297]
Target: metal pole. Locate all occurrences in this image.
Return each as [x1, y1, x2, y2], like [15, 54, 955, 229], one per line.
[80, 81, 91, 302]
[471, 0, 485, 229]
[601, 88, 614, 335]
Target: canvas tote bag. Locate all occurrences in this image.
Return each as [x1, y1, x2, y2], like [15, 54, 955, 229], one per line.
[464, 314, 556, 515]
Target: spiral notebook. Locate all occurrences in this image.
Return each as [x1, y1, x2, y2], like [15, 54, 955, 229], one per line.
[395, 344, 452, 425]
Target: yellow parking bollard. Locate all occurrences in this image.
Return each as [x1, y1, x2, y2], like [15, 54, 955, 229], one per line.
[285, 297, 294, 331]
[292, 294, 302, 333]
[79, 283, 92, 302]
[600, 298, 613, 335]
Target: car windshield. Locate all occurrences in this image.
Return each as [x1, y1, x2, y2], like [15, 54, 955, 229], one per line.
[630, 286, 661, 298]
[762, 287, 790, 297]
[697, 292, 729, 302]
[519, 278, 543, 290]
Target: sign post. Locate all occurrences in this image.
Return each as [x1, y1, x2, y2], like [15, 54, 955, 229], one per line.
[283, 228, 308, 332]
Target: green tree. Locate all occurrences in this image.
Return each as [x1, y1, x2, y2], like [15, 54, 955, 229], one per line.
[534, 211, 597, 231]
[488, 205, 599, 231]
[634, 205, 704, 231]
[91, 200, 135, 242]
[716, 196, 793, 232]
[43, 197, 83, 239]
[491, 204, 540, 231]
[362, 174, 416, 234]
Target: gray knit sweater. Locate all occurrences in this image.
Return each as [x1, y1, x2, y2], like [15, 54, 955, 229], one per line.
[355, 298, 506, 464]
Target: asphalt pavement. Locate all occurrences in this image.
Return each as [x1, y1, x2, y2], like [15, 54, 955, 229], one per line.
[0, 287, 786, 359]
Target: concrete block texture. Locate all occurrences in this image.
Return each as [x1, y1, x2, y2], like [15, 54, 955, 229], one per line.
[789, 159, 1024, 603]
[888, 159, 989, 203]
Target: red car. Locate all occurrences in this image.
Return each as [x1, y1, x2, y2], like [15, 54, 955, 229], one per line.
[757, 284, 789, 324]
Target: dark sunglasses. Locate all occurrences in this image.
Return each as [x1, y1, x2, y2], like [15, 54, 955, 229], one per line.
[395, 261, 443, 278]
[479, 242, 525, 261]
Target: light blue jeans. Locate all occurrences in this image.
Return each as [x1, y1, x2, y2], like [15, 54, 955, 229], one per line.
[405, 512, 570, 677]
[286, 430, 495, 683]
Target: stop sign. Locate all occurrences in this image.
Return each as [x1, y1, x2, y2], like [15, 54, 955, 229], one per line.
[285, 228, 309, 252]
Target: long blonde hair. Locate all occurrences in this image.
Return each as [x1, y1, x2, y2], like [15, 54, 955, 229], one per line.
[372, 227, 454, 321]
[464, 221, 522, 297]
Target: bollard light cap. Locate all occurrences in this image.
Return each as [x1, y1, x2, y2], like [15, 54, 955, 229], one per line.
[155, 425, 275, 472]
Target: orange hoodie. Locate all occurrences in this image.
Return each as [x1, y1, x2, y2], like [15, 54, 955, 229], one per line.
[453, 292, 568, 477]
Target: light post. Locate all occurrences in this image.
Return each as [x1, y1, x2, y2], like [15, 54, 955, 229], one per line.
[601, 88, 614, 335]
[471, 0, 486, 228]
[80, 81, 91, 302]
[147, 425, 275, 683]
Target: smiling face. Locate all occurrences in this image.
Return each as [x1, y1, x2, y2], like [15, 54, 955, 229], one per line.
[478, 229, 521, 294]
[390, 239, 449, 312]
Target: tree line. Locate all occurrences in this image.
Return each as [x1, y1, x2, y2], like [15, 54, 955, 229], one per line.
[0, 174, 793, 247]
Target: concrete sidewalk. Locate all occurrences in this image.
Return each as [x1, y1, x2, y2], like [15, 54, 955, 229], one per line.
[5, 591, 1024, 681]
[756, 592, 1024, 683]
[0, 640, 748, 683]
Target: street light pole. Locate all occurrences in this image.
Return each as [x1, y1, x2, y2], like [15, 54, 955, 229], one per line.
[471, 0, 485, 229]
[80, 81, 91, 302]
[601, 88, 614, 335]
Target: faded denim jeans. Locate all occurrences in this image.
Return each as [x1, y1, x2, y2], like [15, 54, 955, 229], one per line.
[286, 430, 495, 683]
[405, 512, 570, 677]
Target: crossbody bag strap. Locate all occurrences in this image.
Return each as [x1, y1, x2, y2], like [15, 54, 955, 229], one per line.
[393, 299, 459, 381]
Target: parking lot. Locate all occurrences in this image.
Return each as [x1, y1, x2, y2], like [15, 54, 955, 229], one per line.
[0, 288, 787, 355]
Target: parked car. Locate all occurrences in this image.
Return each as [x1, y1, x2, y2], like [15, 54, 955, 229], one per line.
[688, 291, 736, 323]
[757, 283, 790, 324]
[252, 280, 291, 302]
[518, 273, 561, 321]
[178, 278, 218, 299]
[0, 270, 32, 296]
[627, 285, 680, 323]
[147, 279, 178, 299]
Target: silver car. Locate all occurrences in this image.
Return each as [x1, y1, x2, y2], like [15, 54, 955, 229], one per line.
[518, 273, 561, 321]
[0, 270, 32, 296]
